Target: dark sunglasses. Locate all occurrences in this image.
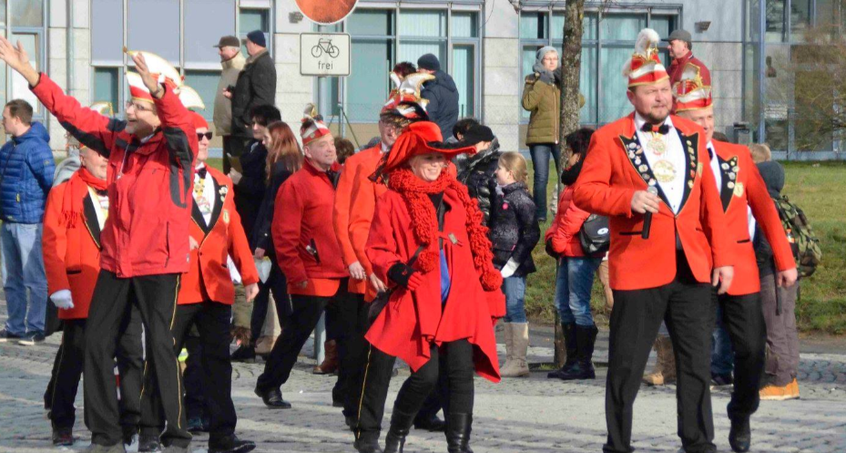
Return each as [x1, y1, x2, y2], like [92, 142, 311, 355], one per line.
[197, 132, 213, 140]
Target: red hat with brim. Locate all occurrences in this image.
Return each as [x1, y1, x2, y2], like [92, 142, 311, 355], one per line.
[382, 121, 476, 173]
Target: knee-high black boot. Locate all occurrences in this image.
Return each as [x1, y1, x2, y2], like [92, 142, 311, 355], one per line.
[558, 324, 598, 381]
[446, 412, 473, 453]
[384, 410, 416, 453]
[548, 323, 577, 379]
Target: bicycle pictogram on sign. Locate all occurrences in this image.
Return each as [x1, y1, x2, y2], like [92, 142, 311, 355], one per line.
[311, 38, 340, 58]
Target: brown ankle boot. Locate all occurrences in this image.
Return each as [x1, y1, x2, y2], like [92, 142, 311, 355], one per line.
[313, 340, 338, 374]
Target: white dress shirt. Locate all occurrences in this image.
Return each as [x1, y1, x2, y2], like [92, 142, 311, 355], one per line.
[634, 112, 686, 213]
[707, 142, 722, 192]
[194, 164, 216, 225]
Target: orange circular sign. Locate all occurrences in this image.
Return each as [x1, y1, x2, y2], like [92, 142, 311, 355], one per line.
[295, 0, 359, 25]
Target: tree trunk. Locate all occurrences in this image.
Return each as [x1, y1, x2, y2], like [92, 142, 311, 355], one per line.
[553, 0, 586, 369]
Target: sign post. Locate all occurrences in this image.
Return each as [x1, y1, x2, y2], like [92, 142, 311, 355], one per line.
[300, 33, 351, 77]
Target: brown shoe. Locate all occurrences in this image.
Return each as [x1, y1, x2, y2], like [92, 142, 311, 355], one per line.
[254, 334, 278, 357]
[642, 335, 676, 386]
[313, 340, 338, 374]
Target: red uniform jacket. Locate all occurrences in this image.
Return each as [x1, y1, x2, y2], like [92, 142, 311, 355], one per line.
[332, 145, 382, 295]
[32, 74, 197, 278]
[710, 140, 794, 295]
[668, 53, 711, 112]
[273, 160, 347, 288]
[366, 187, 505, 383]
[573, 113, 732, 291]
[179, 167, 259, 305]
[42, 176, 104, 319]
[545, 185, 591, 257]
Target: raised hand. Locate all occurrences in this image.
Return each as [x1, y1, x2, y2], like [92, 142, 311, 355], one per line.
[131, 52, 163, 98]
[0, 36, 38, 85]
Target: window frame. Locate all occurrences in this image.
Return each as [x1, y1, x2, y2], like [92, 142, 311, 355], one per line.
[4, 0, 47, 121]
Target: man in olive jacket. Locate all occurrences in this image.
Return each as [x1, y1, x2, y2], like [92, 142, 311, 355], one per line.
[214, 35, 246, 174]
[231, 30, 276, 158]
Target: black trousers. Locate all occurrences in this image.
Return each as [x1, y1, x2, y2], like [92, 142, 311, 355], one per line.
[84, 271, 191, 448]
[140, 301, 236, 442]
[250, 256, 290, 344]
[47, 310, 144, 431]
[183, 332, 206, 421]
[393, 340, 474, 418]
[604, 256, 715, 453]
[222, 135, 232, 175]
[331, 292, 370, 417]
[715, 291, 766, 419]
[256, 281, 351, 392]
[355, 344, 397, 443]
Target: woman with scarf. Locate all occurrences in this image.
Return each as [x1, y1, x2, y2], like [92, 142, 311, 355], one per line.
[365, 120, 505, 453]
[544, 128, 603, 382]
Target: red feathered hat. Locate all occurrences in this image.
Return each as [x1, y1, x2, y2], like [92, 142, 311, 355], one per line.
[623, 28, 669, 88]
[381, 121, 476, 173]
[673, 61, 713, 112]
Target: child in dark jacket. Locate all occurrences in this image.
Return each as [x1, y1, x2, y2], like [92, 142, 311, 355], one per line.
[489, 152, 540, 377]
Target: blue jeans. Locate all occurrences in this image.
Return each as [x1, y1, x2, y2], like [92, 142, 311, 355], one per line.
[711, 302, 735, 376]
[555, 256, 602, 326]
[1, 222, 48, 335]
[528, 143, 561, 221]
[502, 276, 527, 323]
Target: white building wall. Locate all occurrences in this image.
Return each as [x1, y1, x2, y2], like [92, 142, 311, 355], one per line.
[482, 0, 520, 152]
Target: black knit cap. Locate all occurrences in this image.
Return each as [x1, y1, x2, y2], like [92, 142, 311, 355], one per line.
[462, 125, 495, 144]
[417, 53, 441, 71]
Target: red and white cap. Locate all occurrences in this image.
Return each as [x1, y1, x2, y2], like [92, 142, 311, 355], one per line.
[124, 48, 183, 104]
[673, 61, 713, 112]
[623, 28, 669, 88]
[381, 72, 433, 120]
[300, 104, 331, 146]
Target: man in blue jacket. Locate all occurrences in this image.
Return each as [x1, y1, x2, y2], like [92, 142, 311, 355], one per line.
[0, 99, 54, 345]
[417, 54, 460, 140]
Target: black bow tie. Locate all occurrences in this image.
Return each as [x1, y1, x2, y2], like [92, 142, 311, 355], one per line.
[95, 189, 108, 197]
[196, 167, 207, 179]
[641, 123, 671, 134]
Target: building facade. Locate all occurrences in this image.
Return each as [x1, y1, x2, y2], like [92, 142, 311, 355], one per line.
[3, 0, 840, 159]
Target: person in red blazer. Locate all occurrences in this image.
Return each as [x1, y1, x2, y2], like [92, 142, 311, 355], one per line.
[573, 29, 734, 453]
[254, 114, 354, 412]
[362, 120, 504, 453]
[137, 113, 259, 453]
[674, 67, 798, 452]
[42, 143, 144, 447]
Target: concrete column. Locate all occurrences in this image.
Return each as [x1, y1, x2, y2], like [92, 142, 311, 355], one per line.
[482, 0, 520, 152]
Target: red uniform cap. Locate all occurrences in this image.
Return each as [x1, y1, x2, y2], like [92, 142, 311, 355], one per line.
[673, 62, 713, 112]
[189, 111, 208, 130]
[623, 28, 669, 87]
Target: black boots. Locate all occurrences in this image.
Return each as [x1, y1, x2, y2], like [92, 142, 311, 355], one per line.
[553, 324, 598, 381]
[547, 323, 577, 379]
[729, 416, 751, 452]
[384, 410, 416, 453]
[446, 412, 473, 453]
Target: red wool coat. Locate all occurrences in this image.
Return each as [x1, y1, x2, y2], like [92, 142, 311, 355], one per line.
[573, 113, 732, 291]
[179, 167, 259, 305]
[710, 140, 795, 295]
[366, 187, 505, 383]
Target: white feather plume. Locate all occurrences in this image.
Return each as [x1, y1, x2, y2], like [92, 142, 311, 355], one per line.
[623, 28, 661, 77]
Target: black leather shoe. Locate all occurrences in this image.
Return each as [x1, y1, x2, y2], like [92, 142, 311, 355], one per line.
[729, 416, 751, 452]
[52, 428, 73, 446]
[413, 414, 446, 432]
[354, 437, 383, 453]
[208, 434, 256, 453]
[231, 345, 256, 362]
[138, 434, 161, 452]
[446, 412, 474, 453]
[254, 387, 292, 409]
[121, 426, 137, 446]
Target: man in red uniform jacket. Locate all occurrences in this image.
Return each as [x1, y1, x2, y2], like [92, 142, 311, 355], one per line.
[254, 114, 351, 410]
[674, 66, 798, 453]
[0, 38, 198, 452]
[573, 29, 733, 453]
[139, 113, 259, 453]
[666, 29, 711, 113]
[42, 142, 143, 448]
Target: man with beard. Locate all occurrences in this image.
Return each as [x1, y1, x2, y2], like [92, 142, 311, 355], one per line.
[673, 62, 797, 452]
[573, 29, 733, 453]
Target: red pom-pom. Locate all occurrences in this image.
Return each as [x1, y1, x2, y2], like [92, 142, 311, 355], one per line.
[416, 249, 439, 273]
[480, 269, 503, 291]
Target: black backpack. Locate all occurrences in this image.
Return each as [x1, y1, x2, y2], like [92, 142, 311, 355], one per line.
[579, 214, 610, 255]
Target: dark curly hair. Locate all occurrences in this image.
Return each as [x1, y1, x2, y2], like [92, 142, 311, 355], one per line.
[392, 62, 417, 78]
[565, 127, 595, 157]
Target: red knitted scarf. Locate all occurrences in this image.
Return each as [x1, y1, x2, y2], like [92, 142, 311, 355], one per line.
[389, 168, 502, 291]
[61, 168, 108, 228]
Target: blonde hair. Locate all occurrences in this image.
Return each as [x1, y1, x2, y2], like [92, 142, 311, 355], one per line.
[498, 152, 528, 183]
[748, 143, 772, 163]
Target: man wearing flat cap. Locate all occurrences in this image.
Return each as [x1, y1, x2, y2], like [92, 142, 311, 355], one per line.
[667, 29, 711, 98]
[214, 35, 246, 174]
[231, 30, 277, 161]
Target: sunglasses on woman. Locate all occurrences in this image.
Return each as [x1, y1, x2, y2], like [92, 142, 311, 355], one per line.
[197, 132, 213, 140]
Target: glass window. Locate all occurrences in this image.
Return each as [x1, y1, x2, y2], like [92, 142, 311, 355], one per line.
[183, 70, 221, 119]
[185, 0, 235, 67]
[766, 0, 787, 42]
[347, 9, 393, 36]
[650, 14, 677, 39]
[552, 12, 598, 41]
[520, 12, 546, 40]
[348, 40, 393, 121]
[318, 77, 340, 118]
[452, 12, 477, 38]
[10, 33, 39, 112]
[600, 13, 647, 42]
[93, 67, 120, 110]
[400, 10, 446, 38]
[240, 8, 268, 32]
[790, 0, 812, 39]
[599, 47, 633, 123]
[91, 0, 124, 65]
[128, 0, 180, 65]
[0, 2, 8, 27]
[453, 45, 475, 117]
[580, 47, 598, 124]
[399, 40, 446, 67]
[11, 0, 42, 27]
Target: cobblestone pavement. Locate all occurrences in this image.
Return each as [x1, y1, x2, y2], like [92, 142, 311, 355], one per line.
[1, 304, 845, 452]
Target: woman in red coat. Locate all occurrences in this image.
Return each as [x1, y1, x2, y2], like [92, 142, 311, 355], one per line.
[365, 121, 504, 453]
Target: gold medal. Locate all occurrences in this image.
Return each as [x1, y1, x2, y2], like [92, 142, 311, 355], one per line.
[733, 182, 744, 197]
[647, 134, 667, 155]
[223, 209, 230, 224]
[653, 160, 676, 183]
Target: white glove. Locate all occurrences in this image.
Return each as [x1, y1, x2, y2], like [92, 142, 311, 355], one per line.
[500, 258, 520, 279]
[255, 257, 272, 283]
[50, 289, 74, 310]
